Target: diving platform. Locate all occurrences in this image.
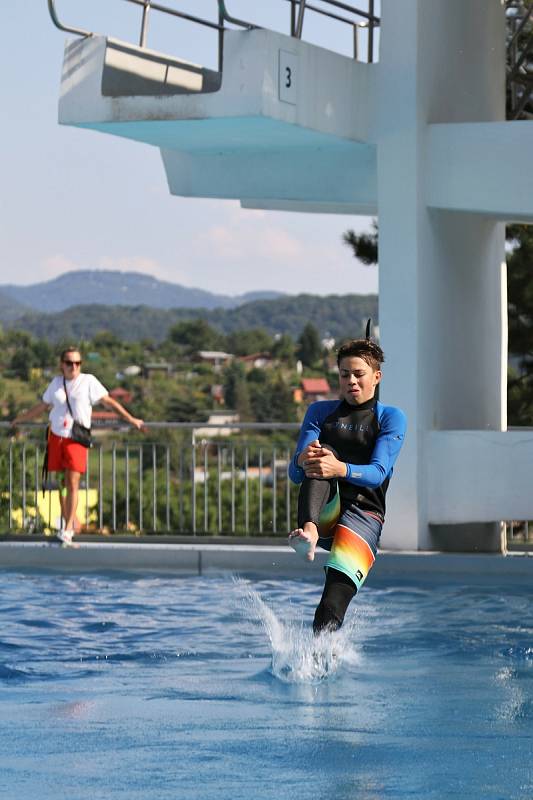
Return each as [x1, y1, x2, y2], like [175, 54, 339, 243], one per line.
[59, 29, 377, 213]
[48, 0, 533, 553]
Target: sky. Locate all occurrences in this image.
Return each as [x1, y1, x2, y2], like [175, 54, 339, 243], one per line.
[0, 1, 378, 297]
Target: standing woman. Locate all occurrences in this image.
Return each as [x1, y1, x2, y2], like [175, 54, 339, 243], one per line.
[12, 347, 144, 544]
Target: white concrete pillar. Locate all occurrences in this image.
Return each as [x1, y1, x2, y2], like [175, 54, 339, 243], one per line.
[377, 0, 507, 550]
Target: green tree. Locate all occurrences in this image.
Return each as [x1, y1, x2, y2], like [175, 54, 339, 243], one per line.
[507, 224, 533, 424]
[235, 382, 252, 421]
[225, 328, 274, 356]
[342, 219, 378, 265]
[247, 367, 267, 385]
[223, 361, 252, 420]
[506, 1, 533, 120]
[4, 330, 33, 349]
[168, 319, 222, 353]
[166, 395, 208, 423]
[9, 347, 38, 381]
[6, 393, 18, 419]
[272, 333, 296, 362]
[33, 339, 54, 368]
[92, 330, 122, 350]
[297, 323, 322, 367]
[250, 377, 296, 422]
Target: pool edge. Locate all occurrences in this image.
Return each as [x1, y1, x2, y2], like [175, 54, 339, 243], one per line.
[1, 540, 533, 581]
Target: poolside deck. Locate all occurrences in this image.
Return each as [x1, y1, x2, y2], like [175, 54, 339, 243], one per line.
[1, 537, 532, 584]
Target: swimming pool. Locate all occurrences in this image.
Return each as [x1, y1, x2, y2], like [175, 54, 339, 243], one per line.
[1, 568, 532, 800]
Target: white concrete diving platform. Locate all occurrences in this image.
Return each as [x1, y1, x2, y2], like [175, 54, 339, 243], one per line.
[59, 30, 378, 214]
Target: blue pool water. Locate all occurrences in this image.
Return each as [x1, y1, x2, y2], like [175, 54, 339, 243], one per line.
[1, 569, 532, 800]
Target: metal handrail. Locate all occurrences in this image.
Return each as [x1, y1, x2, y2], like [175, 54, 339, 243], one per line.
[47, 0, 380, 64]
[217, 0, 256, 31]
[294, 0, 307, 39]
[47, 0, 249, 72]
[47, 0, 91, 38]
[47, 1, 230, 40]
[0, 421, 299, 431]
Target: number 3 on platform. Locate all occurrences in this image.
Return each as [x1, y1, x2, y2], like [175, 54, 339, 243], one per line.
[279, 50, 297, 104]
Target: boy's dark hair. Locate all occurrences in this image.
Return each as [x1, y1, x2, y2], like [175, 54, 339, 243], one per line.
[60, 346, 81, 361]
[337, 339, 385, 371]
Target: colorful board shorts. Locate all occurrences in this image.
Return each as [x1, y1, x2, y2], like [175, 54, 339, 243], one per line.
[317, 487, 382, 592]
[47, 431, 88, 474]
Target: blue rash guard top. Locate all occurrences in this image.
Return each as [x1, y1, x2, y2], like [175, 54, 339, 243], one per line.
[288, 396, 407, 521]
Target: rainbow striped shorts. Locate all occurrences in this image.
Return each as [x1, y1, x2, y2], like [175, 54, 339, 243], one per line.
[317, 498, 382, 592]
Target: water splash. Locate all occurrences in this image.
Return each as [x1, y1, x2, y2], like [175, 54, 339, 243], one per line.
[234, 579, 361, 684]
[500, 646, 533, 662]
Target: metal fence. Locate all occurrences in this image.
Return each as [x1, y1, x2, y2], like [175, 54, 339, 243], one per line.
[3, 423, 532, 547]
[0, 422, 300, 537]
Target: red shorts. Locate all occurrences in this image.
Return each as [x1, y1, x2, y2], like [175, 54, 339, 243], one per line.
[47, 431, 88, 473]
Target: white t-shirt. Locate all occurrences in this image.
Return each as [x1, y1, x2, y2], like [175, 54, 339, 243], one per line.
[42, 373, 108, 437]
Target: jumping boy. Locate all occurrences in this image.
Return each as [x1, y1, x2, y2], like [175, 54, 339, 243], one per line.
[288, 334, 406, 634]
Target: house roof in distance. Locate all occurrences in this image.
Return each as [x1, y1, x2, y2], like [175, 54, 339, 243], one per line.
[301, 378, 331, 393]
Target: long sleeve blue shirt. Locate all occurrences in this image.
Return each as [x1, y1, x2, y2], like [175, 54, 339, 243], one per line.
[289, 397, 406, 520]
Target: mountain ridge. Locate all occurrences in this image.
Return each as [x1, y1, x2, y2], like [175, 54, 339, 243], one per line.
[0, 270, 284, 314]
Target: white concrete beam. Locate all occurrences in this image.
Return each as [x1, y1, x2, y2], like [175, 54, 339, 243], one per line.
[161, 145, 377, 207]
[240, 199, 377, 214]
[427, 122, 533, 221]
[427, 430, 533, 522]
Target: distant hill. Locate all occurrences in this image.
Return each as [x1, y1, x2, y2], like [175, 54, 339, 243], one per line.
[0, 270, 283, 315]
[7, 294, 378, 343]
[207, 294, 378, 341]
[0, 290, 32, 323]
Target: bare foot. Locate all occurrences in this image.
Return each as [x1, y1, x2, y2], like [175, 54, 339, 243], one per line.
[288, 527, 319, 562]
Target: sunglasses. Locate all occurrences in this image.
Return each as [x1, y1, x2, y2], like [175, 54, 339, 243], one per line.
[63, 360, 82, 367]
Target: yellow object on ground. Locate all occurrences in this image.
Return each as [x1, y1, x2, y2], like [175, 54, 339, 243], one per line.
[9, 489, 98, 532]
